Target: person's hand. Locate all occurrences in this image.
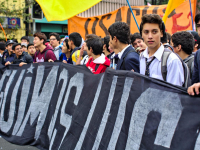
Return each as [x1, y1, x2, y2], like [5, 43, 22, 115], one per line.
[19, 62, 27, 67]
[48, 59, 54, 62]
[131, 69, 134, 72]
[5, 61, 11, 66]
[187, 83, 200, 96]
[63, 60, 67, 64]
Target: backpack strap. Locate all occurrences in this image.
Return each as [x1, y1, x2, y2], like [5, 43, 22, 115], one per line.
[161, 49, 172, 81]
[184, 54, 194, 78]
[122, 50, 138, 70]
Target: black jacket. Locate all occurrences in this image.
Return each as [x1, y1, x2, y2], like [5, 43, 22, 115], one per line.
[1, 50, 16, 65]
[13, 52, 33, 64]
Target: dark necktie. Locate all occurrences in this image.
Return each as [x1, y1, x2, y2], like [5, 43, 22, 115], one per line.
[145, 57, 155, 76]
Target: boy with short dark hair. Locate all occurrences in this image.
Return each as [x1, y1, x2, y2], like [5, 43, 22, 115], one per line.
[108, 22, 139, 72]
[49, 32, 61, 60]
[5, 43, 33, 66]
[140, 14, 184, 86]
[171, 31, 195, 82]
[2, 40, 16, 65]
[85, 37, 110, 74]
[33, 32, 56, 62]
[21, 36, 29, 45]
[130, 32, 147, 54]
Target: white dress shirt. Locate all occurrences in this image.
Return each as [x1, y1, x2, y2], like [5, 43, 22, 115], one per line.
[118, 44, 131, 59]
[140, 44, 184, 86]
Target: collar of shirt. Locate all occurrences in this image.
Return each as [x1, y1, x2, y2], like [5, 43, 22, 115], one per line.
[141, 44, 164, 61]
[118, 44, 130, 59]
[54, 45, 60, 51]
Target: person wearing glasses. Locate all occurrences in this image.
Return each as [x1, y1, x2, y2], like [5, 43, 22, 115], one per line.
[49, 32, 61, 60]
[5, 43, 33, 66]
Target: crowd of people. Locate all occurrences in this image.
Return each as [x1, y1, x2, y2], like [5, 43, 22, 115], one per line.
[0, 14, 200, 96]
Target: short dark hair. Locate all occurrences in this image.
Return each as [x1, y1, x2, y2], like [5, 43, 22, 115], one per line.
[0, 42, 5, 51]
[63, 38, 70, 50]
[86, 34, 99, 40]
[108, 22, 130, 44]
[69, 32, 82, 47]
[34, 32, 47, 45]
[140, 14, 163, 36]
[103, 36, 110, 52]
[172, 31, 194, 55]
[12, 43, 21, 50]
[130, 33, 143, 44]
[49, 32, 60, 41]
[27, 43, 34, 49]
[195, 13, 200, 24]
[21, 36, 29, 42]
[166, 32, 171, 44]
[86, 38, 103, 55]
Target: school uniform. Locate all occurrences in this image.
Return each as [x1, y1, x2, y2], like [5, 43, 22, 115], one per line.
[140, 44, 184, 86]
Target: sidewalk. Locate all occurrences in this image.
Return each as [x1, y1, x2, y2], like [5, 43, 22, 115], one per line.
[0, 137, 38, 150]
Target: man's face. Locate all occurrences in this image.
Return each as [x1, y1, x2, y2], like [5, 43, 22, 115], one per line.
[33, 36, 43, 47]
[21, 46, 27, 52]
[171, 41, 180, 54]
[197, 20, 200, 37]
[50, 36, 59, 48]
[132, 38, 147, 52]
[7, 43, 13, 53]
[85, 43, 92, 56]
[14, 45, 23, 57]
[142, 23, 163, 51]
[21, 39, 29, 45]
[109, 35, 117, 53]
[28, 45, 36, 55]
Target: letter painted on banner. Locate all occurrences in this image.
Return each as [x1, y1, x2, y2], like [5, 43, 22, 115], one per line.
[59, 73, 84, 149]
[126, 88, 183, 150]
[74, 75, 104, 150]
[48, 68, 69, 147]
[0, 70, 18, 133]
[16, 66, 59, 139]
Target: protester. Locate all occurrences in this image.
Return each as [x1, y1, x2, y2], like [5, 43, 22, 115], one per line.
[49, 32, 61, 60]
[140, 14, 184, 86]
[102, 36, 112, 58]
[0, 42, 5, 62]
[68, 32, 88, 65]
[5, 43, 33, 66]
[171, 31, 195, 83]
[21, 43, 28, 53]
[130, 32, 147, 54]
[195, 13, 200, 37]
[27, 43, 36, 59]
[76, 34, 99, 65]
[186, 31, 200, 53]
[161, 32, 174, 51]
[21, 36, 29, 45]
[33, 32, 56, 62]
[59, 38, 72, 64]
[108, 22, 139, 72]
[2, 40, 16, 65]
[85, 37, 110, 74]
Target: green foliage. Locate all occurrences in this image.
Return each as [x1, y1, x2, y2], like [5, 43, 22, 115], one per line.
[145, 0, 169, 5]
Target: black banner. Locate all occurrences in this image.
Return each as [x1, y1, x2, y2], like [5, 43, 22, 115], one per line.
[0, 63, 200, 150]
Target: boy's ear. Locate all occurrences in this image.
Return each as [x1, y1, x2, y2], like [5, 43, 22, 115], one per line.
[103, 44, 106, 49]
[178, 44, 182, 51]
[160, 30, 163, 38]
[90, 47, 93, 53]
[113, 36, 117, 42]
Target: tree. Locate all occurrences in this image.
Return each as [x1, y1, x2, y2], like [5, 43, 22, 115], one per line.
[0, 0, 35, 41]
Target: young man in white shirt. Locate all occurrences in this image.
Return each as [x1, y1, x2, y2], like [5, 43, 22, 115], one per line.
[140, 14, 184, 86]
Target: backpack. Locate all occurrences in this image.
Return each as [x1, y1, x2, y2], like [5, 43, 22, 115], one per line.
[36, 49, 52, 62]
[164, 44, 174, 52]
[161, 48, 190, 88]
[183, 53, 194, 79]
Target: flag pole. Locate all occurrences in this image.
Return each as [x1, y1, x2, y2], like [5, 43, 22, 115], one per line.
[189, 0, 195, 31]
[126, 0, 140, 31]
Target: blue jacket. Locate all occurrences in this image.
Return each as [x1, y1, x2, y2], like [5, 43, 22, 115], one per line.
[116, 45, 139, 73]
[1, 50, 15, 65]
[192, 49, 200, 84]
